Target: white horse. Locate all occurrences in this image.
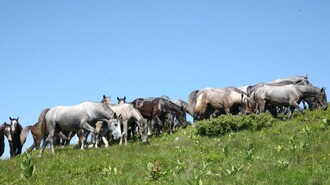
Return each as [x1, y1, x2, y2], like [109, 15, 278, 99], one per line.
[38, 102, 122, 157]
[101, 95, 148, 145]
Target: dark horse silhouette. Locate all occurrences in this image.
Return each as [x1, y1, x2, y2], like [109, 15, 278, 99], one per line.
[0, 122, 12, 157]
[131, 97, 188, 135]
[9, 117, 23, 157]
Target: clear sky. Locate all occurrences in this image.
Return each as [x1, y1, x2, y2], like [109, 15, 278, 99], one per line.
[1, 1, 329, 159]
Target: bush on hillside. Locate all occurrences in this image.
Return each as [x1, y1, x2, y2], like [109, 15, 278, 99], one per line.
[195, 113, 275, 136]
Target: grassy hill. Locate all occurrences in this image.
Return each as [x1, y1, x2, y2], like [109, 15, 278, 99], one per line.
[1, 107, 330, 185]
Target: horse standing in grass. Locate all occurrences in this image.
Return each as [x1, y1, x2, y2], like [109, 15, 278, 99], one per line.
[253, 84, 327, 120]
[191, 87, 255, 120]
[0, 123, 12, 157]
[38, 102, 122, 157]
[9, 117, 23, 157]
[101, 95, 148, 145]
[132, 97, 188, 135]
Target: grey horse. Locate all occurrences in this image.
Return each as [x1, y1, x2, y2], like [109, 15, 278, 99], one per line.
[38, 101, 122, 157]
[253, 84, 327, 120]
[101, 95, 148, 145]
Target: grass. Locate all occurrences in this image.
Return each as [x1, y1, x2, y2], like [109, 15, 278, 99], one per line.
[0, 107, 330, 184]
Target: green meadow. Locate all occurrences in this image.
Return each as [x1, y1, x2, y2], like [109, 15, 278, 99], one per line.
[1, 106, 329, 185]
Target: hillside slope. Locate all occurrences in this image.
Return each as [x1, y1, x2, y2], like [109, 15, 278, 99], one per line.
[0, 107, 329, 185]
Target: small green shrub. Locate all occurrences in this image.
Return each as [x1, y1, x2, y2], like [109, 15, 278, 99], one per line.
[195, 113, 275, 136]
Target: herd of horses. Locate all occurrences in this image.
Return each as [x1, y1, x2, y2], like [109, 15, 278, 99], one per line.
[0, 75, 327, 158]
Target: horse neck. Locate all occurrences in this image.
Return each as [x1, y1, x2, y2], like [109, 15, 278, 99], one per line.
[165, 101, 182, 116]
[0, 125, 4, 135]
[96, 103, 114, 120]
[131, 108, 144, 122]
[297, 85, 320, 96]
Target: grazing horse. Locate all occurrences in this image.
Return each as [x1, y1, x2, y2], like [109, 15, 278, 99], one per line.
[0, 123, 12, 157]
[38, 102, 122, 157]
[101, 95, 148, 145]
[253, 84, 327, 120]
[132, 97, 188, 135]
[192, 87, 255, 120]
[9, 117, 23, 157]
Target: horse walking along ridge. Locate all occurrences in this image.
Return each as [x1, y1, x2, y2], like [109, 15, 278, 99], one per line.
[35, 101, 122, 157]
[0, 75, 327, 158]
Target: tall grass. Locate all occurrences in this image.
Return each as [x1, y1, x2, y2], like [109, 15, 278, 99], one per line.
[0, 107, 329, 184]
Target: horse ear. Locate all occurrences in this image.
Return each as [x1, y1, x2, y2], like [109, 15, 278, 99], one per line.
[17, 117, 19, 120]
[114, 113, 117, 118]
[103, 95, 106, 99]
[124, 96, 126, 101]
[9, 117, 12, 121]
[117, 97, 120, 101]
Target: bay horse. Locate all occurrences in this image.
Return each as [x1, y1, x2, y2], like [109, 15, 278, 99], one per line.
[9, 117, 23, 157]
[0, 122, 12, 157]
[131, 97, 188, 135]
[101, 95, 148, 145]
[38, 102, 122, 157]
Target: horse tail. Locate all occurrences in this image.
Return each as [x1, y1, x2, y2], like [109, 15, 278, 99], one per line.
[194, 92, 208, 120]
[188, 90, 199, 118]
[38, 108, 51, 139]
[20, 125, 32, 146]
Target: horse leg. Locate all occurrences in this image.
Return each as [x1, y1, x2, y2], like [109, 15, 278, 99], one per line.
[258, 100, 266, 113]
[81, 121, 96, 148]
[17, 142, 22, 156]
[153, 115, 163, 135]
[102, 136, 109, 147]
[9, 141, 14, 157]
[167, 113, 174, 134]
[38, 130, 55, 157]
[291, 102, 307, 120]
[119, 121, 128, 145]
[28, 141, 36, 153]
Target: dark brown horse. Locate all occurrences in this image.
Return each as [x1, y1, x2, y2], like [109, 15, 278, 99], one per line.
[0, 122, 12, 157]
[8, 117, 23, 157]
[132, 97, 187, 135]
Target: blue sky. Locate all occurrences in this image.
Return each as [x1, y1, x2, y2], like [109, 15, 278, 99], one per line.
[1, 1, 329, 159]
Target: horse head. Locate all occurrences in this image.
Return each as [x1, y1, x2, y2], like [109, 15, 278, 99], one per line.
[106, 113, 122, 140]
[318, 87, 328, 110]
[117, 96, 126, 104]
[241, 94, 256, 114]
[2, 122, 12, 142]
[9, 117, 19, 133]
[137, 118, 148, 144]
[101, 95, 112, 106]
